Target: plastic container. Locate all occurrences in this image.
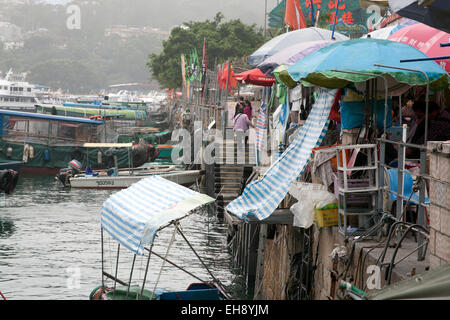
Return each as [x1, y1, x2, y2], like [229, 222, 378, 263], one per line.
[314, 203, 339, 228]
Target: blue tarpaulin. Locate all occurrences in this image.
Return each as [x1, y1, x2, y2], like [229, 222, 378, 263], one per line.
[340, 99, 393, 130]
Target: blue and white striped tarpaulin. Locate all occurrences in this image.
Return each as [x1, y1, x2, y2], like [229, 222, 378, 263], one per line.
[101, 176, 214, 255]
[226, 88, 337, 221]
[255, 103, 267, 152]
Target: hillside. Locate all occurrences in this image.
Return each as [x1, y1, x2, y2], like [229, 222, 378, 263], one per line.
[0, 0, 273, 93]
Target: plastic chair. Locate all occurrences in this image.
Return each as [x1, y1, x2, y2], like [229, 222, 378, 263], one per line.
[387, 168, 429, 206]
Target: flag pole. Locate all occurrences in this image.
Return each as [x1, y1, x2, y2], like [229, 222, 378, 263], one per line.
[264, 0, 268, 37]
[310, 0, 315, 26]
[331, 0, 341, 40]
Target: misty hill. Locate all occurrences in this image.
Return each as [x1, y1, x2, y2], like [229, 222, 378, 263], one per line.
[0, 0, 274, 93]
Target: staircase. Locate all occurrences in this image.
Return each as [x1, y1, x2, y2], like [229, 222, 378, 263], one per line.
[213, 140, 256, 217]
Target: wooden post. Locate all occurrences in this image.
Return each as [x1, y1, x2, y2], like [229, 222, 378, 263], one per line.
[253, 224, 267, 299]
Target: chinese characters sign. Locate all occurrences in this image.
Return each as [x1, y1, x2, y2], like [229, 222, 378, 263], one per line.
[301, 0, 376, 35]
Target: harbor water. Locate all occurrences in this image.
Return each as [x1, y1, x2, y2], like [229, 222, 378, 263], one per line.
[0, 174, 237, 300]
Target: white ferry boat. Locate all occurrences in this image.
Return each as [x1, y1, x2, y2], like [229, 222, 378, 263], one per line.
[0, 69, 40, 112]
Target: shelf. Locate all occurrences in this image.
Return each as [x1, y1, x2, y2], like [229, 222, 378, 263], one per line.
[337, 187, 379, 194]
[337, 165, 378, 171]
[338, 209, 376, 216]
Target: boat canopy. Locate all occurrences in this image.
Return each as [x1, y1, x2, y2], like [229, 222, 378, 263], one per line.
[0, 109, 105, 125]
[100, 175, 214, 255]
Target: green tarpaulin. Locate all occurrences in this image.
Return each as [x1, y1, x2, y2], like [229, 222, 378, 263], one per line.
[364, 262, 450, 300]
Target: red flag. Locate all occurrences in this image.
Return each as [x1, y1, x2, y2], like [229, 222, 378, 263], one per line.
[221, 62, 237, 93]
[285, 0, 307, 30]
[217, 64, 224, 89]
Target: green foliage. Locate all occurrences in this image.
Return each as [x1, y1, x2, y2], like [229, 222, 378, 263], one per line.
[148, 12, 266, 89]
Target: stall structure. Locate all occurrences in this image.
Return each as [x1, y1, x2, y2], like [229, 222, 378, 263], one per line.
[224, 34, 449, 299]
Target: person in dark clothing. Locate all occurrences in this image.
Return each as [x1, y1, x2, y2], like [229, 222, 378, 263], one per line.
[407, 101, 450, 158]
[234, 96, 244, 119]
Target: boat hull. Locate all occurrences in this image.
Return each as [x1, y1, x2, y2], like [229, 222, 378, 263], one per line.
[0, 160, 22, 171]
[90, 283, 225, 300]
[69, 170, 203, 189]
[0, 139, 165, 173]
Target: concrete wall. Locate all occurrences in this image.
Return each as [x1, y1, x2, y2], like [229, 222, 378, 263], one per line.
[313, 227, 344, 300]
[428, 141, 450, 269]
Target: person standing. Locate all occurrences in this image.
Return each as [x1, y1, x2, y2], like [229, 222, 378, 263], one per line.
[243, 99, 252, 121]
[233, 107, 254, 145]
[234, 96, 245, 119]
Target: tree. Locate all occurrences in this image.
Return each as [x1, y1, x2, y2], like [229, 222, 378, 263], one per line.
[147, 12, 266, 89]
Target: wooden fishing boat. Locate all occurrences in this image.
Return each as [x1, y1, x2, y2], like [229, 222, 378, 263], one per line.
[0, 160, 22, 171]
[0, 110, 160, 174]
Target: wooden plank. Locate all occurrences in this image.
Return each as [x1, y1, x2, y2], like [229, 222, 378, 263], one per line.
[224, 209, 294, 225]
[253, 224, 267, 300]
[246, 224, 259, 295]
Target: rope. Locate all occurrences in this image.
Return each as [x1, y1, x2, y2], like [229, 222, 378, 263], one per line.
[0, 290, 6, 300]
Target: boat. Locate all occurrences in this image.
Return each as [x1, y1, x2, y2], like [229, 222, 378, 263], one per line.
[66, 164, 203, 189]
[0, 110, 158, 174]
[0, 69, 40, 112]
[0, 160, 22, 171]
[35, 104, 148, 121]
[89, 175, 231, 300]
[36, 103, 170, 129]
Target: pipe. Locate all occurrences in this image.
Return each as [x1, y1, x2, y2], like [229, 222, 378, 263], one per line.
[400, 56, 450, 63]
[374, 63, 430, 260]
[331, 0, 341, 40]
[140, 243, 154, 299]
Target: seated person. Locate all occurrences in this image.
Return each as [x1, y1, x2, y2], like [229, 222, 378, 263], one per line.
[401, 97, 416, 125]
[406, 101, 450, 159]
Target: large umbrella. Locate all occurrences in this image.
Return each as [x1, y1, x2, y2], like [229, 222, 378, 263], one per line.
[233, 68, 275, 87]
[362, 18, 417, 40]
[286, 38, 448, 94]
[257, 40, 338, 77]
[387, 0, 450, 34]
[249, 27, 348, 67]
[388, 23, 450, 73]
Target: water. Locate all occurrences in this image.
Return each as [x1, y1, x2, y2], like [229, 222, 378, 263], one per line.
[0, 174, 236, 300]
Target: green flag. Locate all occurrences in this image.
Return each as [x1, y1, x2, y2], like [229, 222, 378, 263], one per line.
[268, 0, 286, 29]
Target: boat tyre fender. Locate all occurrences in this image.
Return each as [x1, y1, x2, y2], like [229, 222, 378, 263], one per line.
[23, 144, 29, 163]
[0, 170, 12, 193]
[6, 171, 19, 194]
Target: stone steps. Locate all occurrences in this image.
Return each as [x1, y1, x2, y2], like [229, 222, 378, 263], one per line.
[213, 141, 255, 218]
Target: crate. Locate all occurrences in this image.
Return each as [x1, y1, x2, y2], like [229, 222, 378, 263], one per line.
[314, 203, 338, 228]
